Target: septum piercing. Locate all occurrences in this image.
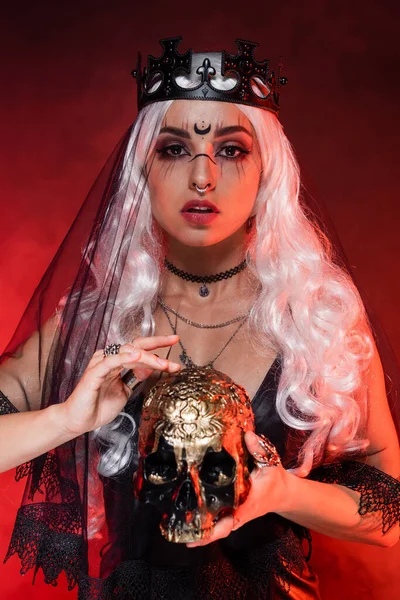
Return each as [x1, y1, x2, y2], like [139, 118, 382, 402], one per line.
[195, 185, 208, 194]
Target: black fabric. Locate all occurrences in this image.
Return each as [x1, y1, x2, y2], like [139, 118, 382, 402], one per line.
[309, 461, 400, 535]
[0, 390, 18, 414]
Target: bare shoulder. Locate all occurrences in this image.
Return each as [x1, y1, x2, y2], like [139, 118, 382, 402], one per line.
[0, 314, 60, 412]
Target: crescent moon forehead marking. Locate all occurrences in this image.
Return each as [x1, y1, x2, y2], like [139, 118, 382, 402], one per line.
[194, 123, 211, 135]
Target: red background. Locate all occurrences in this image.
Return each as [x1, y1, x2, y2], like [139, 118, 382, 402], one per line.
[0, 1, 399, 598]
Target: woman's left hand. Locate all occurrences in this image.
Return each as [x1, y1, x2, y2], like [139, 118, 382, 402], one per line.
[186, 431, 291, 547]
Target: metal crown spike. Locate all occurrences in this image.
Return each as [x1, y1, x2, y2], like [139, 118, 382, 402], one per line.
[132, 36, 287, 116]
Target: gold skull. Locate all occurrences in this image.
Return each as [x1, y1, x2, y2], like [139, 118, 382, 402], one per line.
[134, 366, 254, 543]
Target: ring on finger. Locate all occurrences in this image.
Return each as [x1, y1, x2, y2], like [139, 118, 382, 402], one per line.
[252, 435, 281, 468]
[120, 368, 139, 390]
[103, 343, 121, 358]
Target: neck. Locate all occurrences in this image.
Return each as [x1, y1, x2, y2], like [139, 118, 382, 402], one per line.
[166, 229, 246, 274]
[160, 227, 257, 305]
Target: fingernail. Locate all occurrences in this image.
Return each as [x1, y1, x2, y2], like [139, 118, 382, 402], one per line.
[130, 350, 140, 360]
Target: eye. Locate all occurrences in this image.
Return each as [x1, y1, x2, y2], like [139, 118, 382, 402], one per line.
[144, 450, 178, 485]
[147, 472, 169, 485]
[199, 449, 236, 487]
[156, 144, 189, 158]
[216, 145, 250, 159]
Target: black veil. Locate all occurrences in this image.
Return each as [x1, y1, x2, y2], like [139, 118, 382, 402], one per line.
[0, 94, 399, 595]
[0, 103, 171, 589]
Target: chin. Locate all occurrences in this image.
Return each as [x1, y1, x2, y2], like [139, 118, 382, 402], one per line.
[174, 231, 234, 248]
[158, 219, 246, 249]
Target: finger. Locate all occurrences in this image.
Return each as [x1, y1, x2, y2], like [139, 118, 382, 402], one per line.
[244, 430, 265, 455]
[245, 431, 282, 473]
[91, 343, 180, 373]
[92, 350, 180, 382]
[87, 350, 107, 369]
[125, 335, 180, 352]
[186, 515, 234, 548]
[86, 351, 145, 381]
[120, 342, 182, 374]
[125, 348, 181, 374]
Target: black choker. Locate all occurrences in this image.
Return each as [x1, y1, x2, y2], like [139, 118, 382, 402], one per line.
[163, 257, 247, 297]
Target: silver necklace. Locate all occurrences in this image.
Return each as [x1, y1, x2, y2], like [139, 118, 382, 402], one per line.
[157, 296, 249, 329]
[159, 301, 248, 368]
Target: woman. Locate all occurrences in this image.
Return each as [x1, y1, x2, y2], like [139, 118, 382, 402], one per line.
[0, 37, 399, 599]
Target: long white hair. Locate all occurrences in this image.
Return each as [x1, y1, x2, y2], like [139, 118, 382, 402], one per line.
[92, 53, 373, 486]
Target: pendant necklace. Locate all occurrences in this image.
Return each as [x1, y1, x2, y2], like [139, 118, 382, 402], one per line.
[159, 300, 248, 368]
[163, 257, 247, 297]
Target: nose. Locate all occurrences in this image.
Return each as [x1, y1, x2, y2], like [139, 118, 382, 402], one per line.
[175, 479, 198, 512]
[189, 154, 216, 194]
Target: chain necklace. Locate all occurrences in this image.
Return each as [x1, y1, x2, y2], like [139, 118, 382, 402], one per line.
[163, 257, 247, 297]
[159, 301, 248, 368]
[157, 296, 249, 329]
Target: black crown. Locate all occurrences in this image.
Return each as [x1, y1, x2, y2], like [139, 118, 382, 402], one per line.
[132, 37, 287, 116]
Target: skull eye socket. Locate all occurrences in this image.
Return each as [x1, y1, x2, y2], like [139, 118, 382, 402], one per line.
[199, 448, 236, 487]
[144, 449, 178, 485]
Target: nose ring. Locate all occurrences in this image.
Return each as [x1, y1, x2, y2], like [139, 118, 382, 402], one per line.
[195, 184, 209, 194]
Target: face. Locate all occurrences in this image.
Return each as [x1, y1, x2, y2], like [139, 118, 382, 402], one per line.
[147, 100, 262, 247]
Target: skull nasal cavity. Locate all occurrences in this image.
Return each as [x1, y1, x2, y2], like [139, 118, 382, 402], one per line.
[176, 480, 198, 511]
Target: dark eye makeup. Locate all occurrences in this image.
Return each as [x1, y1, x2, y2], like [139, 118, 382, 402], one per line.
[156, 144, 189, 158]
[217, 145, 251, 159]
[155, 142, 251, 160]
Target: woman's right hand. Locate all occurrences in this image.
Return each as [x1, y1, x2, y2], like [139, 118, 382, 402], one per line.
[60, 335, 181, 436]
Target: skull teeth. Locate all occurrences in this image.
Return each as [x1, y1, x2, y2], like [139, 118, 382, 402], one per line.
[161, 523, 213, 543]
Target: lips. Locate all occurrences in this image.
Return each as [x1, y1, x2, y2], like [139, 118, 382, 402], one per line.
[181, 200, 220, 213]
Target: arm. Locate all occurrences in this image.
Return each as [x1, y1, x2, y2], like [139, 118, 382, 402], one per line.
[0, 401, 80, 473]
[277, 342, 399, 546]
[276, 463, 399, 547]
[0, 335, 182, 473]
[0, 317, 77, 472]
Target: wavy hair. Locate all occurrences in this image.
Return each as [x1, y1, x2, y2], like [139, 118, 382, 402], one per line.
[92, 53, 373, 489]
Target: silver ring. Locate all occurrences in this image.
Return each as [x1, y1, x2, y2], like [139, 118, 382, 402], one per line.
[195, 184, 208, 194]
[103, 344, 139, 391]
[103, 343, 121, 358]
[253, 436, 281, 468]
[120, 369, 138, 390]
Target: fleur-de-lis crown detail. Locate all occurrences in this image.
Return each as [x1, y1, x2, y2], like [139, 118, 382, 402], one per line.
[132, 37, 287, 116]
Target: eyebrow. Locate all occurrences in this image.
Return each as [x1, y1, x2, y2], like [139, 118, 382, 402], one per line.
[159, 126, 191, 139]
[215, 125, 253, 138]
[158, 124, 253, 139]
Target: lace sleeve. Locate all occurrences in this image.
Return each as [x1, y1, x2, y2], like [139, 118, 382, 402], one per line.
[0, 390, 19, 414]
[0, 390, 41, 491]
[308, 461, 400, 534]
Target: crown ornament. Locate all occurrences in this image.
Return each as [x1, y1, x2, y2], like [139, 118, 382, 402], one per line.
[132, 36, 287, 116]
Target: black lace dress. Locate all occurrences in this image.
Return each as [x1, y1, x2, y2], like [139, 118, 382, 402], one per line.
[1, 356, 399, 599]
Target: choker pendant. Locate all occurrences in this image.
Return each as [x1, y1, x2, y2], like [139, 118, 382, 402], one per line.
[199, 282, 210, 297]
